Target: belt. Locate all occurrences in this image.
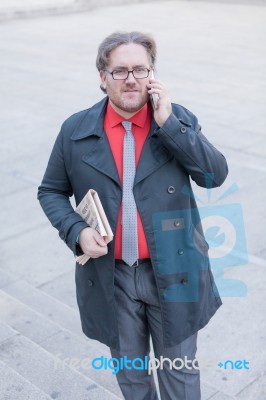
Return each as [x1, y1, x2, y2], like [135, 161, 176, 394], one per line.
[115, 258, 151, 267]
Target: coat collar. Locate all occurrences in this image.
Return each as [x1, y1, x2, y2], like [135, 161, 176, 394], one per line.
[70, 97, 109, 140]
[70, 97, 160, 141]
[71, 96, 173, 187]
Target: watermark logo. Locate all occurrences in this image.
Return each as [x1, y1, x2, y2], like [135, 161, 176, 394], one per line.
[54, 354, 199, 375]
[152, 180, 248, 301]
[92, 356, 199, 375]
[92, 355, 199, 375]
[218, 359, 250, 370]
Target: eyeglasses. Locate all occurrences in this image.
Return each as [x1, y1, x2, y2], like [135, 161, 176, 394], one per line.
[105, 67, 151, 80]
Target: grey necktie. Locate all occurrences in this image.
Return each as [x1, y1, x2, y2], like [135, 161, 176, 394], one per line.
[121, 121, 139, 266]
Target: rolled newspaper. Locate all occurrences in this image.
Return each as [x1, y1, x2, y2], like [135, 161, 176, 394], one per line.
[75, 189, 113, 265]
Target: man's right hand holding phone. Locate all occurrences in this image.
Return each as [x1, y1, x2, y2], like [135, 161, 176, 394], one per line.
[147, 71, 172, 128]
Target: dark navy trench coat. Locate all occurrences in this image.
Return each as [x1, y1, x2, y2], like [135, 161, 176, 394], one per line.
[38, 97, 228, 350]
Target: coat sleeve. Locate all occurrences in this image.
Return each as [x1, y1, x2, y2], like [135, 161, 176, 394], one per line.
[37, 123, 87, 255]
[156, 107, 228, 188]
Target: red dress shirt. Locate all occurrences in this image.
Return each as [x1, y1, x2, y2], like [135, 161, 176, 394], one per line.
[104, 101, 151, 259]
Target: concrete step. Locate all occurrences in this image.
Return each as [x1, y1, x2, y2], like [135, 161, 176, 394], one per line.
[39, 329, 122, 398]
[0, 334, 121, 399]
[0, 222, 75, 288]
[0, 290, 62, 344]
[2, 279, 82, 336]
[0, 282, 122, 397]
[0, 0, 163, 21]
[37, 269, 78, 310]
[0, 359, 53, 400]
[1, 277, 109, 353]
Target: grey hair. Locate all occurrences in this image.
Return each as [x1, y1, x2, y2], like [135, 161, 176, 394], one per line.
[96, 31, 157, 93]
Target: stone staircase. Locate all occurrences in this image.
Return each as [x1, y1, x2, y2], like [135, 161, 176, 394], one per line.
[0, 267, 123, 399]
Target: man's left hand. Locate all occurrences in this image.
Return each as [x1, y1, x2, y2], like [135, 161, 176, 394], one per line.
[147, 78, 172, 127]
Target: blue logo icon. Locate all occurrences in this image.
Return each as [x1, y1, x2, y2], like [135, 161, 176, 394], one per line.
[152, 180, 248, 302]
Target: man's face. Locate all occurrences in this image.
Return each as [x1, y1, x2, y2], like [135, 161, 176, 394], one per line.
[100, 43, 151, 116]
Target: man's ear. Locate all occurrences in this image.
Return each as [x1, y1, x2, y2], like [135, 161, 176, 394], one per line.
[99, 70, 107, 91]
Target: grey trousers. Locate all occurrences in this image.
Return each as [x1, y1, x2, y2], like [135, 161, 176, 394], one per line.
[110, 260, 201, 400]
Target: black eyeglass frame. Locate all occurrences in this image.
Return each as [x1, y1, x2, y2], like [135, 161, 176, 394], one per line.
[105, 68, 151, 80]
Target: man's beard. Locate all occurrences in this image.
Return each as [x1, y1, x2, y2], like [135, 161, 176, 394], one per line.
[117, 96, 148, 113]
[107, 83, 149, 114]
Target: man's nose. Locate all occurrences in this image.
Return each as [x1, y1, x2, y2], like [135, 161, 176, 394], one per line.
[125, 71, 137, 83]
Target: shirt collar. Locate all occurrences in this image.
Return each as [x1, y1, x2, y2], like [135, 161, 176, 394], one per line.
[106, 101, 149, 128]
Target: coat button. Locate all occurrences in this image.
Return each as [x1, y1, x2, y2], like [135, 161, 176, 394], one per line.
[181, 278, 188, 285]
[180, 126, 187, 133]
[167, 186, 175, 194]
[178, 248, 184, 255]
[174, 220, 180, 227]
[87, 280, 94, 286]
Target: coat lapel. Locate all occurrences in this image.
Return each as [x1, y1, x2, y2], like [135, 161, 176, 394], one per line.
[71, 97, 121, 187]
[82, 134, 121, 186]
[134, 117, 173, 186]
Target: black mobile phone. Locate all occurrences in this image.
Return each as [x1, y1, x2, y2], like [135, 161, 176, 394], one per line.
[150, 71, 159, 110]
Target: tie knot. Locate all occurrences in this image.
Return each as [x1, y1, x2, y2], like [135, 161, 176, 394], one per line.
[122, 120, 132, 132]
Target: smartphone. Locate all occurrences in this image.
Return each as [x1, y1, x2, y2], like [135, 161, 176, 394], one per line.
[150, 70, 159, 110]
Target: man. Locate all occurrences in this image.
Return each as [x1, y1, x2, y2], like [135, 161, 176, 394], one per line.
[38, 31, 228, 400]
